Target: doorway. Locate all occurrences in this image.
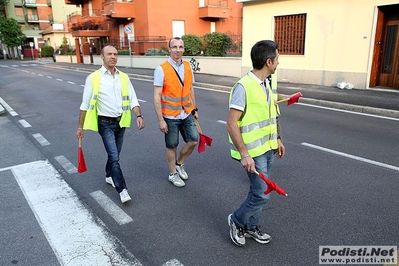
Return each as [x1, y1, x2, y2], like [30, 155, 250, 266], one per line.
[370, 4, 399, 89]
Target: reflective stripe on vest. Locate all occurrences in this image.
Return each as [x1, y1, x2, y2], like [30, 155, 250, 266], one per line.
[83, 69, 131, 132]
[229, 75, 278, 160]
[160, 61, 194, 116]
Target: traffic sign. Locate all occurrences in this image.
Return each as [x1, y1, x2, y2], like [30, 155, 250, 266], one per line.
[124, 25, 133, 35]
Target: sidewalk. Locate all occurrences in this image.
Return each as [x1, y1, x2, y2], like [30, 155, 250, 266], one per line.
[2, 61, 399, 118]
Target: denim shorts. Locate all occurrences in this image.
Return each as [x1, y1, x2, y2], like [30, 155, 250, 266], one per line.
[164, 114, 198, 148]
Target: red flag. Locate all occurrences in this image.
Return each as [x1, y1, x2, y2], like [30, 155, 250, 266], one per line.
[195, 119, 213, 153]
[287, 92, 303, 106]
[255, 170, 287, 197]
[78, 138, 87, 173]
[276, 92, 303, 106]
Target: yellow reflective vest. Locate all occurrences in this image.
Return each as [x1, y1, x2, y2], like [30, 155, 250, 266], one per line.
[229, 74, 278, 160]
[83, 69, 131, 132]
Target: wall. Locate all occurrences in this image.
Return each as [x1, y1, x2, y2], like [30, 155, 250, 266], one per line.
[77, 55, 242, 78]
[241, 0, 395, 89]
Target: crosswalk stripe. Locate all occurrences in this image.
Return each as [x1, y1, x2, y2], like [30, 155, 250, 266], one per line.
[8, 160, 143, 266]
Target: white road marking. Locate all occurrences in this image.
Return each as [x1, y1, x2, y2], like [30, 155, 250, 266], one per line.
[1, 160, 142, 266]
[19, 119, 31, 128]
[54, 155, 77, 174]
[38, 74, 43, 76]
[67, 81, 75, 84]
[138, 99, 146, 102]
[217, 120, 227, 124]
[0, 96, 18, 116]
[90, 190, 133, 225]
[301, 142, 399, 172]
[297, 103, 399, 121]
[32, 133, 51, 146]
[47, 76, 52, 78]
[163, 259, 184, 266]
[56, 78, 63, 81]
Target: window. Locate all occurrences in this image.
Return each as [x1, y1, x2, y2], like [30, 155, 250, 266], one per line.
[274, 13, 306, 55]
[15, 7, 24, 16]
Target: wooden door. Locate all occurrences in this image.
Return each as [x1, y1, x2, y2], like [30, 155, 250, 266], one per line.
[379, 20, 399, 88]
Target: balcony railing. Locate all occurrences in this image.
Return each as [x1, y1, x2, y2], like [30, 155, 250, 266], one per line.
[25, 14, 39, 22]
[203, 0, 228, 7]
[82, 9, 101, 17]
[23, 0, 37, 6]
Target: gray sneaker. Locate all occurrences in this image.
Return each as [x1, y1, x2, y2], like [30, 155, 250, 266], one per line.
[244, 226, 272, 244]
[175, 164, 188, 180]
[169, 172, 185, 187]
[228, 214, 245, 246]
[105, 176, 115, 188]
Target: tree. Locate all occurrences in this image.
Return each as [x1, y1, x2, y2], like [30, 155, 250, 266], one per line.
[0, 14, 26, 59]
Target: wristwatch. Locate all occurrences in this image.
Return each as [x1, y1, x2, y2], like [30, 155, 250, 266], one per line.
[136, 114, 143, 118]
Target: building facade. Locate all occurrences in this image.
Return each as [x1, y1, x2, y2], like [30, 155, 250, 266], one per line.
[64, 0, 243, 63]
[238, 0, 399, 90]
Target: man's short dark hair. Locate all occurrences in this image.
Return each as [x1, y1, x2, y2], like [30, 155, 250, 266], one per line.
[250, 40, 278, 70]
[169, 37, 182, 48]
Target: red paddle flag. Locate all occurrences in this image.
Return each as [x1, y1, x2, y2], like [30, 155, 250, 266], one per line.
[78, 138, 87, 173]
[254, 170, 287, 197]
[194, 118, 213, 153]
[276, 92, 303, 106]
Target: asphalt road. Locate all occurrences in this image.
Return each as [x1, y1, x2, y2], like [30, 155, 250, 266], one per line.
[0, 60, 398, 266]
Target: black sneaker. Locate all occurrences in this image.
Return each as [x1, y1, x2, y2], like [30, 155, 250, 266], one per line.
[244, 226, 271, 244]
[228, 214, 245, 246]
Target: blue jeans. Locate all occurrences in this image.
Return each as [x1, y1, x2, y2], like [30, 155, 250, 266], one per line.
[98, 116, 126, 193]
[232, 150, 274, 230]
[164, 114, 198, 148]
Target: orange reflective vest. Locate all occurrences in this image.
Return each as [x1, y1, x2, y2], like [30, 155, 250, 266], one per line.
[160, 61, 194, 116]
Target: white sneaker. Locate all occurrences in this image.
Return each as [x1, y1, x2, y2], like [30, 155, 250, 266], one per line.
[169, 172, 185, 187]
[119, 189, 131, 203]
[176, 164, 188, 180]
[105, 176, 115, 188]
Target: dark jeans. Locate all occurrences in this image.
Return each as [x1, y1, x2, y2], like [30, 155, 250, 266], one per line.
[98, 116, 126, 193]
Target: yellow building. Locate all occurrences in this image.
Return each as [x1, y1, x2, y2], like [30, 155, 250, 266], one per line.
[238, 0, 399, 90]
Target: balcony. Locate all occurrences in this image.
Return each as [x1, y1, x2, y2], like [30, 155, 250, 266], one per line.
[70, 20, 111, 38]
[199, 0, 229, 20]
[23, 0, 37, 6]
[64, 0, 82, 5]
[25, 14, 39, 23]
[103, 0, 136, 19]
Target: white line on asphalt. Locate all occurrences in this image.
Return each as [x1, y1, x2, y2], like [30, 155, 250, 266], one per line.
[21, 70, 29, 73]
[297, 103, 399, 121]
[138, 99, 146, 102]
[32, 133, 51, 146]
[54, 155, 77, 174]
[163, 259, 184, 266]
[47, 76, 52, 78]
[301, 142, 399, 172]
[19, 119, 31, 128]
[1, 160, 143, 266]
[67, 81, 75, 84]
[31, 72, 36, 75]
[0, 96, 18, 116]
[217, 120, 227, 124]
[56, 78, 63, 81]
[38, 74, 43, 76]
[90, 190, 133, 225]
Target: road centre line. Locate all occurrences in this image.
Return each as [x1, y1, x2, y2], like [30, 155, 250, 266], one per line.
[32, 133, 50, 146]
[301, 142, 399, 172]
[54, 155, 77, 174]
[90, 190, 133, 225]
[18, 119, 31, 128]
[2, 160, 142, 266]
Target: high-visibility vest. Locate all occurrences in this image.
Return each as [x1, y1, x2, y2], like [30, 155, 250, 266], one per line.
[83, 69, 131, 132]
[267, 71, 280, 115]
[160, 61, 194, 116]
[229, 74, 278, 160]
